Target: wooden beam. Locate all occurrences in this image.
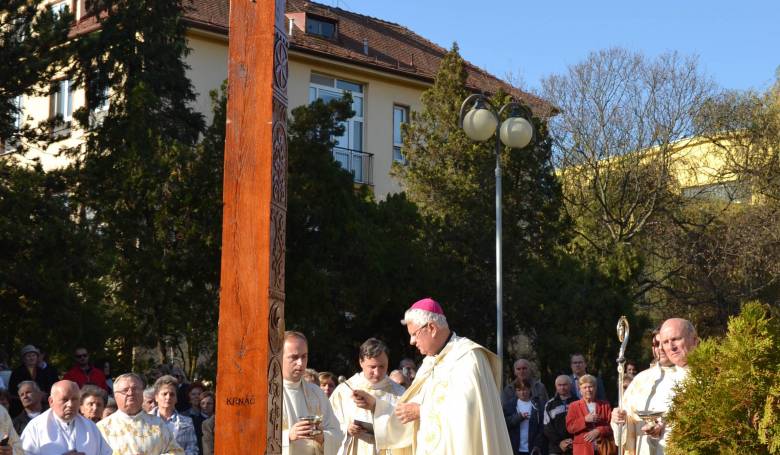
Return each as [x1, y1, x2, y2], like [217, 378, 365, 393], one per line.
[215, 1, 288, 454]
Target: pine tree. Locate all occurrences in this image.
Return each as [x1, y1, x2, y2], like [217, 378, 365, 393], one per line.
[65, 0, 206, 365]
[394, 44, 570, 357]
[666, 301, 780, 454]
[0, 0, 74, 149]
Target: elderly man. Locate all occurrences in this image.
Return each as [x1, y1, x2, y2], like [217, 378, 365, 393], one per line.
[281, 331, 342, 455]
[569, 354, 606, 401]
[98, 373, 183, 455]
[543, 375, 576, 454]
[12, 381, 42, 435]
[0, 402, 23, 455]
[610, 318, 698, 455]
[63, 348, 109, 392]
[366, 298, 513, 454]
[20, 380, 112, 455]
[330, 338, 405, 455]
[501, 359, 549, 408]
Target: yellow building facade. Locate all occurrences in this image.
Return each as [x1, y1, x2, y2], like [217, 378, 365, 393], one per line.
[15, 0, 546, 199]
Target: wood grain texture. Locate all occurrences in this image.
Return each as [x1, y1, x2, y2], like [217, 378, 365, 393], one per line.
[215, 1, 287, 454]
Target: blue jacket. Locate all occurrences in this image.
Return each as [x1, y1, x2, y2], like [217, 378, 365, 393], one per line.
[503, 395, 546, 454]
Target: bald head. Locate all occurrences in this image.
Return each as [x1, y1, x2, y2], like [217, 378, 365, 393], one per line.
[659, 318, 698, 367]
[49, 380, 80, 421]
[554, 374, 572, 399]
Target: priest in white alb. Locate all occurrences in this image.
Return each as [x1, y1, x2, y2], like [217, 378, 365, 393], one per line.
[21, 380, 112, 455]
[98, 373, 183, 455]
[353, 298, 513, 454]
[329, 337, 406, 455]
[611, 318, 699, 455]
[282, 331, 343, 455]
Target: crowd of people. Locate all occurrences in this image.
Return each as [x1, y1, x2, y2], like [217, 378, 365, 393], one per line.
[0, 297, 699, 455]
[0, 346, 216, 455]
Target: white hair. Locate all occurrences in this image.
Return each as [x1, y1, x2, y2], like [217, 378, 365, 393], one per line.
[401, 308, 448, 329]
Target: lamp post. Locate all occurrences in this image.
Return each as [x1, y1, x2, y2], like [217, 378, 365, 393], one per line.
[458, 94, 534, 380]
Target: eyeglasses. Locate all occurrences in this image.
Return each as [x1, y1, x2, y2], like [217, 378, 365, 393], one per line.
[115, 387, 141, 396]
[410, 323, 430, 339]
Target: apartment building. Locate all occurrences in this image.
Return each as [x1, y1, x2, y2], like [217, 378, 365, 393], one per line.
[18, 0, 550, 199]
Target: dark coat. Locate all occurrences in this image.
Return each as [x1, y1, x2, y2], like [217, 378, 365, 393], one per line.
[543, 394, 577, 454]
[503, 394, 546, 454]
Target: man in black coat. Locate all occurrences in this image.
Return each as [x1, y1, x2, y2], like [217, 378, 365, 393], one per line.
[544, 375, 578, 454]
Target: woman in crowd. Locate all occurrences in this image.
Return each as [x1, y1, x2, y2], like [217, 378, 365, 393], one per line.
[566, 374, 615, 455]
[184, 382, 205, 418]
[503, 378, 544, 455]
[318, 371, 337, 398]
[152, 375, 199, 455]
[79, 385, 107, 423]
[198, 391, 215, 420]
[102, 397, 117, 419]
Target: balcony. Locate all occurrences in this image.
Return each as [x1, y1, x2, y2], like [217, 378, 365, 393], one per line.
[332, 146, 373, 185]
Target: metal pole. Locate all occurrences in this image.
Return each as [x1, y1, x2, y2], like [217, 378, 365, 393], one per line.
[495, 130, 503, 381]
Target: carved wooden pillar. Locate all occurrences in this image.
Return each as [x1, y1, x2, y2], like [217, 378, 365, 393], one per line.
[215, 1, 287, 454]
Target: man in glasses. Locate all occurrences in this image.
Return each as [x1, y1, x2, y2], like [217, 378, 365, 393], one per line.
[63, 348, 109, 392]
[352, 297, 513, 454]
[98, 373, 183, 455]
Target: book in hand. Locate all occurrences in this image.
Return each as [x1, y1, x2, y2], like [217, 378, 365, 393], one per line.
[353, 419, 374, 435]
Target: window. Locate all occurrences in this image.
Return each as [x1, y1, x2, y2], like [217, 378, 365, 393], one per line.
[682, 182, 751, 204]
[51, 1, 69, 17]
[393, 105, 408, 163]
[309, 73, 370, 183]
[306, 17, 336, 39]
[51, 79, 74, 123]
[11, 96, 23, 130]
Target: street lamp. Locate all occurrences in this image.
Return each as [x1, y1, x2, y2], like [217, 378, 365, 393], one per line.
[458, 94, 534, 380]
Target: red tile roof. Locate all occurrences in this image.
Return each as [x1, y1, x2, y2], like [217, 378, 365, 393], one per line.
[184, 0, 555, 117]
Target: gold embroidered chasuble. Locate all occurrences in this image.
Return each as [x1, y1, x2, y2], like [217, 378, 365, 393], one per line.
[97, 410, 183, 455]
[373, 334, 513, 454]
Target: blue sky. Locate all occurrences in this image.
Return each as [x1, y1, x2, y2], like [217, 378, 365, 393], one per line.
[329, 0, 778, 93]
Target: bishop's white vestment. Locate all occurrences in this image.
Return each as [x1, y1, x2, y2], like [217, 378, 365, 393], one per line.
[21, 410, 112, 455]
[283, 378, 343, 455]
[611, 364, 688, 455]
[97, 410, 184, 455]
[329, 373, 405, 455]
[373, 334, 513, 454]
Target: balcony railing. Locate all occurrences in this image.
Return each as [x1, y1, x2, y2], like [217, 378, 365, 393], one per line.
[332, 146, 373, 185]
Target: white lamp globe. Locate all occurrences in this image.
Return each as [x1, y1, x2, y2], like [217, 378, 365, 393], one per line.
[462, 108, 498, 141]
[499, 116, 533, 149]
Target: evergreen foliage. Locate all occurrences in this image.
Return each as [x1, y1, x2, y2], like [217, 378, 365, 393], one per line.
[0, 0, 75, 149]
[64, 0, 207, 370]
[0, 160, 107, 365]
[666, 301, 780, 454]
[285, 96, 437, 372]
[393, 44, 643, 386]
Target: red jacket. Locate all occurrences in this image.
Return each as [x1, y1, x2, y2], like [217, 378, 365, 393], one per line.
[565, 399, 613, 455]
[63, 365, 109, 391]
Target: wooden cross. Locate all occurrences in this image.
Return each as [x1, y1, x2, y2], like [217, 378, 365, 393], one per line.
[215, 1, 288, 454]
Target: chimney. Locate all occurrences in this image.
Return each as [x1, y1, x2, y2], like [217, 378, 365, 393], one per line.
[363, 38, 369, 55]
